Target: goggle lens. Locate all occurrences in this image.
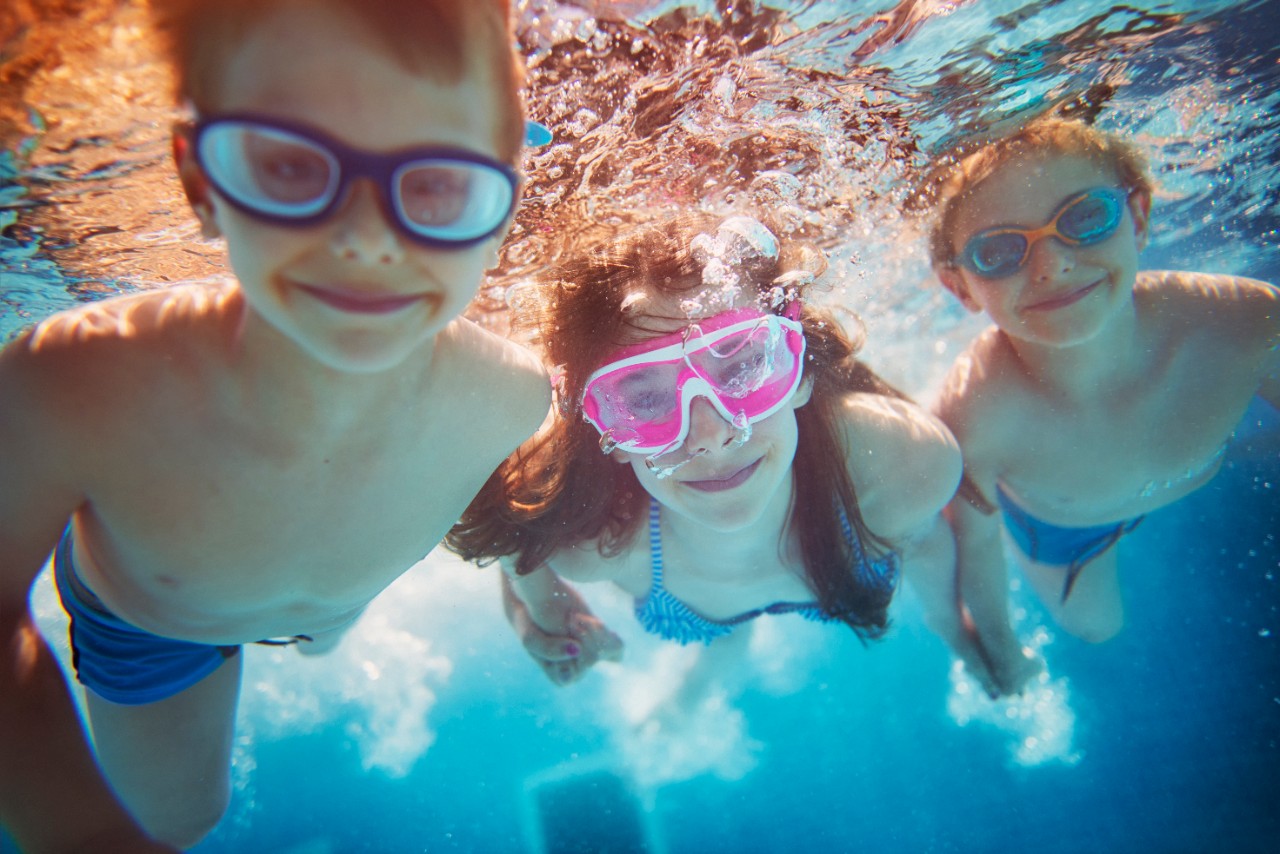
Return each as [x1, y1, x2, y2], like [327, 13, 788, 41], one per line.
[392, 160, 516, 241]
[687, 321, 781, 397]
[200, 123, 339, 217]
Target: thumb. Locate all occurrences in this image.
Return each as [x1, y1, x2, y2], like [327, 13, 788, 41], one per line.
[521, 625, 584, 663]
[569, 613, 624, 662]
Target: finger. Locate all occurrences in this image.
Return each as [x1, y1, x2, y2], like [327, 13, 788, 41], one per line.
[543, 658, 583, 686]
[593, 628, 624, 662]
[569, 614, 624, 662]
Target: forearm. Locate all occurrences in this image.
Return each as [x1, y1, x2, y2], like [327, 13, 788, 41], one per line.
[503, 563, 580, 636]
[949, 501, 1021, 655]
[899, 515, 990, 665]
[1, 612, 158, 853]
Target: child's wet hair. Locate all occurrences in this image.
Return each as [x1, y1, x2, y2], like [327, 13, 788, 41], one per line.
[450, 214, 907, 641]
[147, 0, 526, 160]
[520, 214, 825, 416]
[921, 116, 1152, 269]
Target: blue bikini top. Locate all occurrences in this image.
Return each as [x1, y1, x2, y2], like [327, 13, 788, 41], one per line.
[634, 498, 899, 645]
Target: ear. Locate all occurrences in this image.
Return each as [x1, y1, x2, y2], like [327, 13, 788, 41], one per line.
[172, 124, 221, 239]
[790, 376, 814, 409]
[1128, 188, 1152, 251]
[936, 264, 983, 313]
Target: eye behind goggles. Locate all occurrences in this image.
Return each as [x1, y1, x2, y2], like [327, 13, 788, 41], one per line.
[192, 113, 520, 249]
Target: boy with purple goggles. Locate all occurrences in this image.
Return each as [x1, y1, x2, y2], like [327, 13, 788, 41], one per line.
[190, 113, 522, 248]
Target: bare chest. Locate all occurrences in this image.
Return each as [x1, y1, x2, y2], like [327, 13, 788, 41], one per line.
[74, 408, 497, 638]
[997, 357, 1257, 523]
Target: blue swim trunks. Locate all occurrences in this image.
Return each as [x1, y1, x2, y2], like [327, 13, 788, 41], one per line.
[995, 486, 1143, 603]
[51, 528, 239, 705]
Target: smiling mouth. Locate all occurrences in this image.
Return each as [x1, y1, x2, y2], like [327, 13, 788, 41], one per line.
[681, 458, 762, 493]
[1025, 278, 1103, 312]
[298, 283, 431, 315]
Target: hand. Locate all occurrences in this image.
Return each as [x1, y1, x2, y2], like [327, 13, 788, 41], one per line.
[988, 642, 1045, 697]
[502, 574, 623, 685]
[963, 636, 1044, 699]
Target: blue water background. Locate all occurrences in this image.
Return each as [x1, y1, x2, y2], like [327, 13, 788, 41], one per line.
[2, 0, 1278, 851]
[172, 427, 1278, 854]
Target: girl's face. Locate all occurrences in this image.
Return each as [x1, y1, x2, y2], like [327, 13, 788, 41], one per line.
[938, 153, 1150, 349]
[599, 294, 812, 534]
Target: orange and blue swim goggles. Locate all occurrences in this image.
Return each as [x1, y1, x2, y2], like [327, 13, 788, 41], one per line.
[957, 187, 1130, 279]
[582, 307, 807, 457]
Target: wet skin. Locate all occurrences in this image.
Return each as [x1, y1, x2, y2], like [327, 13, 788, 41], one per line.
[0, 2, 548, 847]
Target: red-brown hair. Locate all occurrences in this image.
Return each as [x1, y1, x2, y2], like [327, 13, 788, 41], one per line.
[923, 116, 1152, 269]
[147, 0, 526, 160]
[448, 215, 908, 640]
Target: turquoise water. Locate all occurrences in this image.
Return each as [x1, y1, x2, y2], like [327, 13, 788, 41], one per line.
[3, 1, 1278, 851]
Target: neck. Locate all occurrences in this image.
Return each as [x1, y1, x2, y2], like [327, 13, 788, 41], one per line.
[228, 293, 438, 441]
[655, 473, 798, 579]
[1003, 295, 1144, 400]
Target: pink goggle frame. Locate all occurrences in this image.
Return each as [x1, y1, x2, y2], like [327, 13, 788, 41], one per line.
[581, 307, 807, 458]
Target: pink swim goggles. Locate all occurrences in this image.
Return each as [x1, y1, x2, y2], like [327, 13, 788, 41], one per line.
[581, 306, 807, 459]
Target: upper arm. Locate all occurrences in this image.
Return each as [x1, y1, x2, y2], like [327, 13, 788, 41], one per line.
[501, 344, 554, 444]
[841, 393, 963, 543]
[1234, 278, 1280, 408]
[541, 541, 627, 585]
[0, 334, 84, 615]
[499, 538, 620, 585]
[458, 319, 552, 449]
[931, 343, 1022, 562]
[934, 341, 1016, 511]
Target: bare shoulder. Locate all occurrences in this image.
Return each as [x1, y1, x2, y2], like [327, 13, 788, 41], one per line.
[839, 393, 962, 539]
[1, 282, 237, 422]
[935, 329, 1028, 462]
[439, 317, 551, 439]
[0, 284, 236, 577]
[1138, 270, 1279, 340]
[1138, 271, 1280, 385]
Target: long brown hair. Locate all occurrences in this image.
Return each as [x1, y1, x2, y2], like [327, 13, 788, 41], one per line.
[448, 215, 907, 639]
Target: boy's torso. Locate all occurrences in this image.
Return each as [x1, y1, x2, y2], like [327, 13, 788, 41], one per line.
[20, 283, 547, 644]
[953, 272, 1272, 526]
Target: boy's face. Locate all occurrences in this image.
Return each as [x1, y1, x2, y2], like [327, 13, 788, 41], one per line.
[178, 2, 515, 373]
[936, 153, 1150, 349]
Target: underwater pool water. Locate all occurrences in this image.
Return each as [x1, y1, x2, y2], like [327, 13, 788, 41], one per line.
[2, 1, 1278, 852]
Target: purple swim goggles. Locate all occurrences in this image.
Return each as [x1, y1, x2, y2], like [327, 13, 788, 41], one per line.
[191, 113, 520, 248]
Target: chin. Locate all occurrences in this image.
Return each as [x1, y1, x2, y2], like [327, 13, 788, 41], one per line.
[1027, 315, 1117, 349]
[674, 490, 774, 532]
[304, 334, 432, 374]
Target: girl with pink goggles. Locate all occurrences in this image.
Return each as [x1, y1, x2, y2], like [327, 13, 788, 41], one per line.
[581, 306, 807, 460]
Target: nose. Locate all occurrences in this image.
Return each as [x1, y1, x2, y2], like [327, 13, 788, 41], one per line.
[328, 180, 405, 266]
[1027, 235, 1074, 281]
[682, 395, 739, 455]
